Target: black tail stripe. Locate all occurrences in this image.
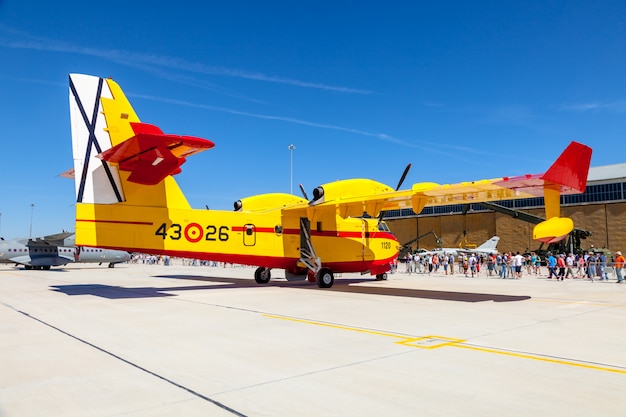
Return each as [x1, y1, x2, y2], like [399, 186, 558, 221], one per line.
[69, 76, 123, 203]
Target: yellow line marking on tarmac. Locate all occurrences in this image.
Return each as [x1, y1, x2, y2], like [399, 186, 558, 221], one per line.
[264, 314, 626, 375]
[263, 314, 461, 348]
[454, 344, 626, 375]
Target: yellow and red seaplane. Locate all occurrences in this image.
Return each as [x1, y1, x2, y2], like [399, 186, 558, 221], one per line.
[68, 74, 592, 288]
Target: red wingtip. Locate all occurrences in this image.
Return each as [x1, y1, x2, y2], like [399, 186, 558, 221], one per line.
[542, 141, 592, 193]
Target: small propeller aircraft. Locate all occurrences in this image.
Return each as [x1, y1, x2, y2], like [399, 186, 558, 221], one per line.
[0, 232, 130, 269]
[67, 74, 592, 288]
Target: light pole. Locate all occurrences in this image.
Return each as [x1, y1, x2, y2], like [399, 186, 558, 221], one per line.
[29, 203, 34, 238]
[288, 144, 296, 194]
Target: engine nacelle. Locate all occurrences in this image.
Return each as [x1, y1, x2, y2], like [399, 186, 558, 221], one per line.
[234, 193, 307, 212]
[310, 179, 394, 205]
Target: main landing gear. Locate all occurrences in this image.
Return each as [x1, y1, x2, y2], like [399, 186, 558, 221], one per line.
[375, 273, 388, 281]
[299, 218, 336, 288]
[24, 265, 51, 270]
[252, 217, 337, 288]
[315, 268, 334, 288]
[254, 266, 334, 288]
[254, 267, 271, 284]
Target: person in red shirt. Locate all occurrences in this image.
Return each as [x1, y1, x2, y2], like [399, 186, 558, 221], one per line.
[557, 254, 566, 281]
[615, 251, 624, 283]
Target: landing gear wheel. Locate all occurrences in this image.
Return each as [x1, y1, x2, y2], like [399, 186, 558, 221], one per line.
[375, 273, 388, 281]
[108, 263, 115, 268]
[316, 268, 334, 288]
[254, 267, 271, 284]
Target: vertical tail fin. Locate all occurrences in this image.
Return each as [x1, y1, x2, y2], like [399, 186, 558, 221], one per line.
[69, 74, 214, 209]
[476, 236, 499, 251]
[69, 74, 216, 249]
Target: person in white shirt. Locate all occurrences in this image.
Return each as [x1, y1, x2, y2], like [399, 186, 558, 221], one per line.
[513, 252, 525, 279]
[565, 253, 575, 278]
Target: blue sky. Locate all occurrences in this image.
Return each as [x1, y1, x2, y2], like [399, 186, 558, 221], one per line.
[1, 0, 625, 239]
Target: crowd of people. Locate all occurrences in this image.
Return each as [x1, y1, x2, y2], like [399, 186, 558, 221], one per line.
[399, 250, 625, 282]
[129, 249, 625, 284]
[129, 253, 248, 268]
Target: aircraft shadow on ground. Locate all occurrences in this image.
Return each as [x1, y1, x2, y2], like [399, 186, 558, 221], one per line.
[51, 275, 530, 303]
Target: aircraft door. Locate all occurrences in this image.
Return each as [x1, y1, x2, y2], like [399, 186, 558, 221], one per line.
[300, 218, 311, 253]
[361, 219, 374, 262]
[299, 217, 318, 265]
[243, 224, 256, 246]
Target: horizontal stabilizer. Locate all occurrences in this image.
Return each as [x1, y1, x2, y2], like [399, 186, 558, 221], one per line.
[98, 122, 215, 185]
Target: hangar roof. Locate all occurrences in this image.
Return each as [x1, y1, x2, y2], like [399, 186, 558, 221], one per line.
[588, 163, 626, 182]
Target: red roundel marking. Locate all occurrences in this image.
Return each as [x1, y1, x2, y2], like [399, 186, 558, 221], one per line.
[184, 223, 203, 243]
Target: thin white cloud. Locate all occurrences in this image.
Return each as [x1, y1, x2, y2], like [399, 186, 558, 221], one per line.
[0, 25, 482, 160]
[119, 61, 271, 105]
[130, 93, 491, 163]
[0, 25, 372, 94]
[560, 100, 626, 113]
[131, 93, 411, 146]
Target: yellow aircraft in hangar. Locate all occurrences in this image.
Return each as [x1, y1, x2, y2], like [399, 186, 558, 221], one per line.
[68, 74, 592, 288]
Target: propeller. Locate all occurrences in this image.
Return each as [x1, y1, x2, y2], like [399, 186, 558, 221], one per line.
[395, 163, 411, 191]
[299, 183, 309, 201]
[377, 163, 412, 226]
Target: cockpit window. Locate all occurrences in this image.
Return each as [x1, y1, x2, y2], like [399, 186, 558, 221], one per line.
[378, 222, 390, 232]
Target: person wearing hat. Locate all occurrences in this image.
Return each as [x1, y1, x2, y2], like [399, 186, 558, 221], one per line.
[615, 251, 624, 283]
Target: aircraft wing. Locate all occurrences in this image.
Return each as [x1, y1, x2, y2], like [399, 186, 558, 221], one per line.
[301, 179, 524, 217]
[30, 232, 75, 246]
[418, 248, 458, 256]
[290, 141, 591, 244]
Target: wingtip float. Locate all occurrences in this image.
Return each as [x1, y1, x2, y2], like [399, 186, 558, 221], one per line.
[534, 141, 592, 243]
[68, 73, 592, 288]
